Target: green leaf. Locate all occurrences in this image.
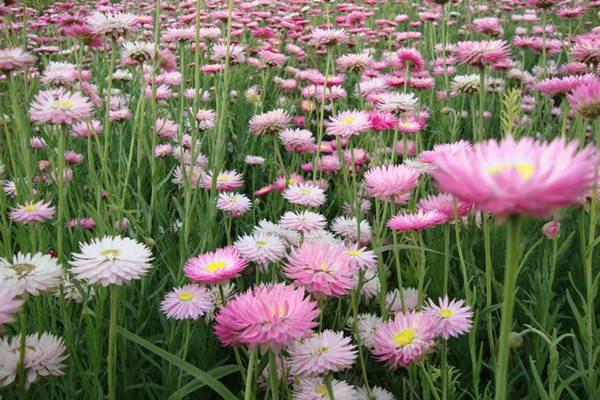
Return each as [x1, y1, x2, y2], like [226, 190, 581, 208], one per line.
[118, 326, 239, 400]
[168, 365, 239, 400]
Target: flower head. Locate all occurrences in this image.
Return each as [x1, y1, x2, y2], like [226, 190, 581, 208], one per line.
[0, 253, 63, 296]
[288, 330, 357, 376]
[9, 201, 55, 224]
[30, 89, 93, 125]
[160, 284, 213, 320]
[424, 296, 473, 339]
[183, 247, 247, 284]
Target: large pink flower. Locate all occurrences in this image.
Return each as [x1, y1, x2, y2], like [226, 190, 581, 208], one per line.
[429, 136, 598, 216]
[214, 283, 319, 351]
[183, 247, 247, 284]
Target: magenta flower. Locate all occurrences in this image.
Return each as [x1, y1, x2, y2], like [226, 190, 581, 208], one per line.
[387, 210, 446, 232]
[567, 80, 600, 119]
[326, 110, 371, 138]
[184, 247, 247, 284]
[454, 40, 510, 67]
[363, 164, 420, 202]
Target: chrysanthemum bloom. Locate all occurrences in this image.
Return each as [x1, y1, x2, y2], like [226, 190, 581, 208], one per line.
[395, 48, 425, 72]
[357, 385, 396, 400]
[279, 128, 315, 153]
[0, 332, 67, 388]
[387, 210, 446, 232]
[385, 288, 420, 313]
[331, 216, 371, 244]
[0, 284, 24, 329]
[430, 136, 598, 216]
[567, 81, 600, 119]
[280, 211, 326, 233]
[160, 284, 213, 320]
[216, 192, 251, 216]
[376, 92, 418, 116]
[344, 245, 377, 271]
[71, 120, 102, 138]
[542, 220, 560, 239]
[184, 247, 247, 284]
[325, 110, 371, 138]
[309, 28, 348, 47]
[284, 240, 357, 297]
[419, 140, 472, 164]
[0, 48, 37, 73]
[288, 330, 357, 376]
[200, 170, 244, 191]
[210, 42, 246, 64]
[214, 283, 319, 351]
[70, 236, 153, 286]
[424, 296, 473, 339]
[249, 109, 291, 135]
[535, 75, 595, 97]
[30, 89, 93, 125]
[417, 193, 472, 221]
[363, 164, 420, 202]
[195, 109, 216, 131]
[9, 201, 55, 224]
[293, 377, 358, 399]
[254, 219, 301, 247]
[283, 183, 326, 208]
[451, 74, 481, 95]
[235, 233, 286, 267]
[0, 252, 63, 296]
[121, 41, 155, 64]
[86, 12, 138, 37]
[336, 52, 374, 73]
[454, 40, 510, 67]
[372, 311, 437, 368]
[245, 155, 265, 165]
[472, 17, 503, 37]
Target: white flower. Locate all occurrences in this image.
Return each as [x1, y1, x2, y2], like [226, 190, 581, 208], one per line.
[0, 253, 63, 296]
[235, 233, 286, 267]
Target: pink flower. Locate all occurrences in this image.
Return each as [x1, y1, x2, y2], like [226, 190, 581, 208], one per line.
[363, 164, 420, 202]
[326, 110, 371, 138]
[424, 296, 473, 339]
[395, 48, 425, 72]
[282, 183, 326, 207]
[0, 284, 24, 329]
[183, 247, 247, 284]
[216, 192, 251, 216]
[71, 120, 102, 138]
[160, 284, 213, 320]
[280, 211, 326, 233]
[454, 40, 510, 67]
[387, 210, 447, 232]
[9, 201, 55, 224]
[234, 233, 286, 267]
[200, 170, 244, 191]
[30, 89, 93, 125]
[249, 109, 291, 135]
[0, 48, 36, 72]
[372, 311, 437, 368]
[570, 35, 600, 65]
[542, 220, 560, 239]
[417, 193, 472, 221]
[567, 81, 600, 119]
[284, 241, 357, 298]
[288, 330, 357, 376]
[429, 136, 598, 216]
[214, 283, 319, 351]
[418, 140, 472, 164]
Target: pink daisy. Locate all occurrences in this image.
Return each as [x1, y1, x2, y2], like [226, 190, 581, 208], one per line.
[214, 283, 319, 351]
[200, 170, 244, 191]
[372, 311, 437, 368]
[160, 284, 213, 320]
[288, 330, 357, 376]
[30, 89, 93, 125]
[395, 48, 425, 72]
[282, 183, 326, 207]
[71, 120, 102, 138]
[216, 192, 251, 216]
[0, 284, 24, 329]
[249, 109, 291, 136]
[0, 48, 36, 72]
[424, 296, 473, 339]
[183, 247, 247, 284]
[284, 240, 357, 298]
[417, 193, 472, 221]
[280, 211, 326, 233]
[234, 233, 286, 267]
[326, 110, 371, 138]
[387, 210, 447, 232]
[9, 201, 55, 224]
[567, 80, 600, 119]
[363, 164, 420, 202]
[454, 40, 510, 67]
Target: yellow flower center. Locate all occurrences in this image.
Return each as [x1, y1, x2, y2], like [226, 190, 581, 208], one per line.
[100, 249, 121, 258]
[392, 328, 416, 346]
[270, 305, 285, 317]
[313, 346, 328, 355]
[255, 241, 267, 246]
[22, 204, 40, 212]
[346, 250, 362, 256]
[486, 162, 534, 181]
[205, 261, 226, 272]
[52, 100, 74, 109]
[315, 384, 329, 396]
[12, 263, 35, 276]
[300, 188, 312, 195]
[217, 175, 230, 182]
[341, 116, 355, 124]
[287, 178, 297, 185]
[319, 262, 329, 271]
[438, 308, 453, 319]
[178, 291, 194, 301]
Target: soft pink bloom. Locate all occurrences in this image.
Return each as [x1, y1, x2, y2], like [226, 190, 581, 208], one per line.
[567, 81, 600, 119]
[280, 211, 326, 233]
[71, 120, 102, 138]
[288, 330, 357, 376]
[200, 170, 244, 191]
[9, 201, 55, 224]
[184, 247, 247, 284]
[363, 164, 420, 202]
[424, 296, 473, 339]
[249, 109, 291, 135]
[282, 183, 326, 207]
[326, 110, 371, 138]
[0, 48, 37, 72]
[417, 193, 472, 221]
[234, 233, 286, 267]
[284, 241, 357, 298]
[160, 284, 213, 320]
[214, 283, 319, 351]
[372, 311, 437, 368]
[30, 89, 93, 125]
[419, 140, 472, 164]
[387, 210, 447, 232]
[542, 220, 560, 239]
[429, 136, 598, 216]
[0, 284, 24, 329]
[216, 192, 251, 216]
[454, 40, 510, 67]
[395, 48, 425, 72]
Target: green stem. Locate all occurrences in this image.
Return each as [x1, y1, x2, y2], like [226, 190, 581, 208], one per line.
[107, 285, 119, 400]
[243, 348, 257, 400]
[268, 350, 280, 400]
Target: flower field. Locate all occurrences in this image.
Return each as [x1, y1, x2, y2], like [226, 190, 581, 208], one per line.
[1, 0, 600, 399]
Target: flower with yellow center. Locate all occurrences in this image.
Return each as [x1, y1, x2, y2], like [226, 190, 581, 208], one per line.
[22, 204, 40, 213]
[178, 291, 194, 301]
[346, 250, 362, 256]
[486, 162, 534, 181]
[438, 308, 454, 318]
[99, 249, 121, 258]
[204, 261, 226, 273]
[341, 116, 355, 124]
[392, 328, 415, 346]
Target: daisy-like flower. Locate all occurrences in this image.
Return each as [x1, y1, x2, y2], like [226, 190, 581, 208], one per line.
[363, 164, 420, 202]
[235, 233, 286, 267]
[567, 81, 600, 119]
[245, 155, 265, 165]
[347, 313, 383, 349]
[395, 48, 425, 72]
[254, 219, 301, 247]
[336, 52, 374, 73]
[40, 62, 78, 86]
[430, 136, 598, 216]
[30, 89, 93, 125]
[293, 377, 358, 399]
[454, 40, 510, 67]
[344, 245, 377, 271]
[451, 74, 482, 95]
[210, 42, 246, 64]
[280, 211, 326, 233]
[326, 110, 371, 138]
[387, 210, 446, 232]
[283, 183, 326, 208]
[570, 35, 600, 65]
[376, 92, 418, 116]
[419, 140, 472, 164]
[160, 284, 213, 320]
[71, 120, 102, 138]
[417, 193, 472, 221]
[214, 283, 319, 351]
[9, 201, 55, 224]
[86, 12, 138, 37]
[216, 192, 251, 216]
[195, 109, 216, 131]
[0, 253, 63, 296]
[0, 284, 24, 329]
[0, 48, 36, 72]
[0, 332, 67, 388]
[357, 385, 396, 400]
[201, 170, 244, 191]
[288, 330, 357, 376]
[121, 41, 155, 64]
[279, 128, 315, 153]
[372, 311, 437, 368]
[183, 247, 247, 284]
[424, 296, 473, 339]
[69, 236, 153, 286]
[331, 216, 371, 244]
[284, 240, 357, 297]
[249, 109, 291, 136]
[309, 28, 348, 47]
[386, 288, 420, 313]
